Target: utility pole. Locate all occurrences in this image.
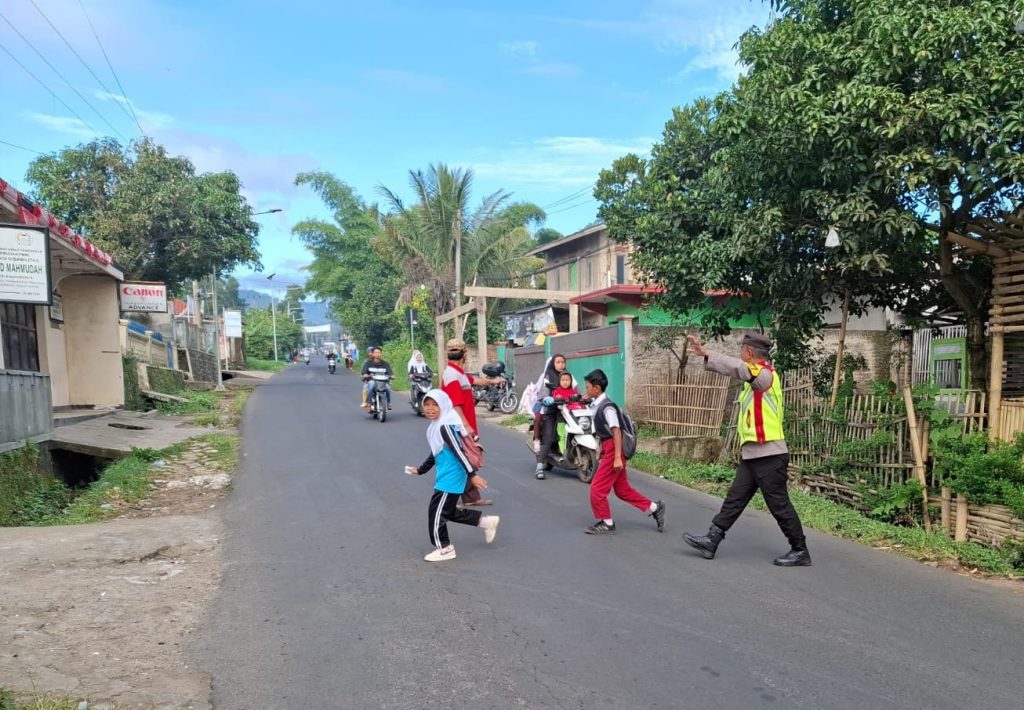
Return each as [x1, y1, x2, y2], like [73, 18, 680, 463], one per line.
[211, 269, 224, 391]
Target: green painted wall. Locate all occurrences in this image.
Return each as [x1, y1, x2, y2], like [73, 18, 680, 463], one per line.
[604, 298, 762, 328]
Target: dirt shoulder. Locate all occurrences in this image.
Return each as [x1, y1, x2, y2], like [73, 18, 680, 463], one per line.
[0, 392, 247, 709]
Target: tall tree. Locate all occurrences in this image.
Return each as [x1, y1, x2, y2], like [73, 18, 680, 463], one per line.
[292, 171, 401, 348]
[376, 164, 544, 322]
[597, 0, 1024, 380]
[26, 138, 261, 288]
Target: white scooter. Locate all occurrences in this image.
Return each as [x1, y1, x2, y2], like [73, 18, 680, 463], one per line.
[527, 396, 600, 483]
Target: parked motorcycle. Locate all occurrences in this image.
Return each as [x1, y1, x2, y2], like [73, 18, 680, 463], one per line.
[409, 373, 432, 416]
[364, 374, 392, 423]
[527, 396, 600, 483]
[476, 362, 518, 413]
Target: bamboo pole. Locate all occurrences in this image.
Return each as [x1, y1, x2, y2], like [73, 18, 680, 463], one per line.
[989, 330, 1004, 442]
[941, 486, 952, 533]
[902, 386, 932, 532]
[829, 291, 850, 408]
[955, 493, 969, 542]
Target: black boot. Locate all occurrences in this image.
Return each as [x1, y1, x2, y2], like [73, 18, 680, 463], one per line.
[773, 547, 812, 567]
[683, 524, 725, 559]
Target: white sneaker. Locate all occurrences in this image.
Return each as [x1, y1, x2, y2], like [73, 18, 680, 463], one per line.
[424, 545, 456, 562]
[480, 515, 500, 544]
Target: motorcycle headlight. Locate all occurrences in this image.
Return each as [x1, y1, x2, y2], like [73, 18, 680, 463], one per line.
[577, 416, 592, 432]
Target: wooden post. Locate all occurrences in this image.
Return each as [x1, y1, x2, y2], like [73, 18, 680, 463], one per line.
[829, 290, 850, 408]
[435, 321, 446, 379]
[955, 493, 968, 542]
[902, 385, 932, 532]
[988, 328, 1004, 442]
[941, 486, 952, 533]
[569, 303, 580, 333]
[476, 297, 487, 370]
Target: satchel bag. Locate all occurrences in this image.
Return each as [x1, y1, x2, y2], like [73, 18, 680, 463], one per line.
[460, 434, 486, 471]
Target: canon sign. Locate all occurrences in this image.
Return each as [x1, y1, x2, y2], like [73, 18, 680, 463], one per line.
[120, 281, 168, 313]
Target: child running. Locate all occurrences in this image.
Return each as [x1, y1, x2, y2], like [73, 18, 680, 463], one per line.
[405, 389, 500, 562]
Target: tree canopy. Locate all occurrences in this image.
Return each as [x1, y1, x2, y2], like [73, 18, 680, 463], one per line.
[26, 138, 262, 287]
[596, 0, 1024, 379]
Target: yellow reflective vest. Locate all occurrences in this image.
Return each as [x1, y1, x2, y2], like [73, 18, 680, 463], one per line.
[738, 362, 784, 446]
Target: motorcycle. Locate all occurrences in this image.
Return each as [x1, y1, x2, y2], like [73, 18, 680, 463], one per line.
[364, 374, 392, 423]
[477, 362, 518, 414]
[327, 356, 337, 374]
[527, 396, 600, 483]
[409, 373, 432, 416]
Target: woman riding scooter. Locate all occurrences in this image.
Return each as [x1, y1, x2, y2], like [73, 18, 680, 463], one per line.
[408, 350, 433, 414]
[533, 354, 574, 480]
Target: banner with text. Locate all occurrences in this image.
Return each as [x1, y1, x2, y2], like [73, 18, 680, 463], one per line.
[120, 282, 168, 312]
[0, 224, 51, 304]
[224, 309, 243, 338]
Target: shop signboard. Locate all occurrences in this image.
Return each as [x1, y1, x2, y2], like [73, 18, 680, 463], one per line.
[120, 282, 168, 312]
[0, 224, 51, 304]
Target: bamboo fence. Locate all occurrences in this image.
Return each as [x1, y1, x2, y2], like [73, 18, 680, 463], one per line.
[632, 370, 733, 438]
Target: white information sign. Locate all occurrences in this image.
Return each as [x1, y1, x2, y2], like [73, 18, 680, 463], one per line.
[224, 309, 243, 338]
[120, 282, 168, 312]
[0, 225, 50, 304]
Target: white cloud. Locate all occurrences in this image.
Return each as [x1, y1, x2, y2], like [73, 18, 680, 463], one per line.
[500, 40, 540, 58]
[93, 91, 175, 131]
[24, 112, 99, 139]
[466, 136, 654, 188]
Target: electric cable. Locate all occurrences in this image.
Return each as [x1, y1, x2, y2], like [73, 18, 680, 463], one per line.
[0, 39, 100, 137]
[0, 139, 45, 155]
[0, 10, 126, 140]
[27, 0, 137, 126]
[77, 0, 145, 136]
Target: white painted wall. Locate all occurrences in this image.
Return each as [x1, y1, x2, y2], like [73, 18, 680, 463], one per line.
[62, 276, 124, 406]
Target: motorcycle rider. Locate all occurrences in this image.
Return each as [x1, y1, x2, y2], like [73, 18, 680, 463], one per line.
[361, 346, 394, 411]
[326, 350, 338, 372]
[534, 354, 573, 480]
[408, 350, 433, 411]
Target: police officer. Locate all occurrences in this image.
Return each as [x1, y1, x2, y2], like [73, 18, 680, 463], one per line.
[682, 333, 811, 566]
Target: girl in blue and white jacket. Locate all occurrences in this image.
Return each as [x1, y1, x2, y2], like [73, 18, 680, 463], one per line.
[406, 389, 500, 562]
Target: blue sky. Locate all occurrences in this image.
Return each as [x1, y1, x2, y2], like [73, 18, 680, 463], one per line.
[0, 0, 773, 294]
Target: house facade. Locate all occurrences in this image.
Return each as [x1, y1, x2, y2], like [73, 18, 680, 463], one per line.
[0, 179, 125, 452]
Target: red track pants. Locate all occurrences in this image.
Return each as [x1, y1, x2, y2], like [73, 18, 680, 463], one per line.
[589, 438, 651, 520]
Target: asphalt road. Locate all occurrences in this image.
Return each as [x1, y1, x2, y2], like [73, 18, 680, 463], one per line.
[193, 359, 1024, 710]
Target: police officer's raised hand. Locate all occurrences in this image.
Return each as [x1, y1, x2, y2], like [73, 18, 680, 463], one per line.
[687, 334, 709, 358]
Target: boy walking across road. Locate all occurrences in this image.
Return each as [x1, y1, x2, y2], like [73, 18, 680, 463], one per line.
[583, 369, 665, 535]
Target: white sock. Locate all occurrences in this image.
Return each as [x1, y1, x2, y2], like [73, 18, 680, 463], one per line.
[603, 519, 614, 526]
[647, 502, 658, 513]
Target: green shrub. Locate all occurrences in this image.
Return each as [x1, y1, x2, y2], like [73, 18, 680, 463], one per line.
[861, 480, 923, 525]
[931, 429, 1024, 518]
[0, 445, 74, 527]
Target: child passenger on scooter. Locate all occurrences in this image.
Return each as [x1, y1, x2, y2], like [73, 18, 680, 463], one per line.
[551, 372, 584, 411]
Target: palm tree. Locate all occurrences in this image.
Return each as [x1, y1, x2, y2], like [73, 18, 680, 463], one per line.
[377, 164, 543, 330]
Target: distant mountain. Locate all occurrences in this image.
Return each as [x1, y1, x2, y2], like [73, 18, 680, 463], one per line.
[239, 289, 272, 310]
[301, 301, 332, 326]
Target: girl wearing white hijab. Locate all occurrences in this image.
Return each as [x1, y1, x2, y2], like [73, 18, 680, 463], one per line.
[405, 389, 500, 562]
[407, 350, 432, 377]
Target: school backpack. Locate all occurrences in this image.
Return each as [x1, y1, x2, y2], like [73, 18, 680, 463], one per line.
[596, 401, 638, 460]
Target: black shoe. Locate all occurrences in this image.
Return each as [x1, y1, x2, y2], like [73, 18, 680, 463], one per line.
[683, 524, 725, 559]
[649, 500, 666, 532]
[585, 520, 616, 535]
[773, 548, 812, 567]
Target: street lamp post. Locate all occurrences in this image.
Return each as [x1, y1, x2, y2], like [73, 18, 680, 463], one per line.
[252, 209, 283, 362]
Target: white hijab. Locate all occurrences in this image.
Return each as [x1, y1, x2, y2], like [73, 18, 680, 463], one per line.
[425, 389, 466, 455]
[408, 350, 430, 374]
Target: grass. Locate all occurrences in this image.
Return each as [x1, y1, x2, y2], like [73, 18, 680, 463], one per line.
[0, 445, 73, 526]
[155, 389, 217, 415]
[245, 357, 288, 372]
[192, 412, 222, 427]
[0, 689, 102, 710]
[501, 413, 533, 428]
[196, 433, 241, 470]
[631, 450, 1023, 577]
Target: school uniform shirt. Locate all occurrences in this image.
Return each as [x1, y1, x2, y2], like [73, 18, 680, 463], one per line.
[417, 424, 475, 494]
[591, 393, 621, 441]
[442, 362, 477, 433]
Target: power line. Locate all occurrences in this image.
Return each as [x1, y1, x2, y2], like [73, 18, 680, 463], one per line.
[0, 10, 126, 140]
[545, 196, 598, 216]
[0, 139, 45, 155]
[26, 0, 137, 127]
[77, 0, 145, 137]
[0, 39, 100, 137]
[541, 186, 591, 210]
